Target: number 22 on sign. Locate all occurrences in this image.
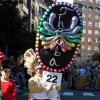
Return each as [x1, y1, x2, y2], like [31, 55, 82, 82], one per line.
[42, 71, 62, 86]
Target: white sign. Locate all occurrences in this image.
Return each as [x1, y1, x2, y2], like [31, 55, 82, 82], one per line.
[42, 71, 62, 86]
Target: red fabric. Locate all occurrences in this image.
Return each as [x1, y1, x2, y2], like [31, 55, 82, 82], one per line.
[1, 80, 17, 100]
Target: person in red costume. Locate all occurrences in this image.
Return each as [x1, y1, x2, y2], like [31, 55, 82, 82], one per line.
[0, 64, 17, 100]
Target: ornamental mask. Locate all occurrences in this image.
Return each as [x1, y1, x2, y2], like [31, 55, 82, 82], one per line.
[35, 2, 83, 72]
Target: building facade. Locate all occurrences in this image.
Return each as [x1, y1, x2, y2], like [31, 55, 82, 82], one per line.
[73, 0, 100, 59]
[18, 0, 56, 31]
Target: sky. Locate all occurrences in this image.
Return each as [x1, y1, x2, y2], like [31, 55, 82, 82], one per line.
[56, 0, 73, 4]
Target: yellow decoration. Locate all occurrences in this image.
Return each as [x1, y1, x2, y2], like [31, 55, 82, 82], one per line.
[76, 47, 79, 50]
[75, 51, 78, 54]
[37, 33, 40, 37]
[61, 37, 75, 47]
[41, 37, 58, 46]
[35, 44, 39, 48]
[36, 41, 39, 44]
[36, 37, 40, 41]
[77, 44, 80, 47]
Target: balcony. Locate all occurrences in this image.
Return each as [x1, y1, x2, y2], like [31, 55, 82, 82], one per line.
[19, 4, 28, 14]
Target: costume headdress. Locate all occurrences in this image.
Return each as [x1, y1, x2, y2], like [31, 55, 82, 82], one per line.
[35, 2, 83, 72]
[24, 48, 36, 72]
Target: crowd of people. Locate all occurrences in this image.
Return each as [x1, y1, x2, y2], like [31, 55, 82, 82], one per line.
[1, 56, 100, 100]
[66, 60, 100, 91]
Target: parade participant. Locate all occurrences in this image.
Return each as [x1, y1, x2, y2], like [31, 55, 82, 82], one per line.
[76, 62, 88, 89]
[94, 64, 100, 90]
[0, 64, 17, 100]
[28, 62, 61, 100]
[67, 65, 76, 89]
[24, 49, 61, 100]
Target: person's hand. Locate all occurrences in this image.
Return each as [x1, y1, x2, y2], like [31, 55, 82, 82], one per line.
[0, 91, 3, 96]
[46, 84, 53, 91]
[53, 85, 56, 89]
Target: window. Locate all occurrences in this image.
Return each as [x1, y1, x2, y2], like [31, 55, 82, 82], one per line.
[81, 45, 85, 49]
[82, 5, 87, 10]
[88, 46, 91, 50]
[95, 15, 98, 19]
[82, 13, 86, 17]
[83, 0, 87, 1]
[83, 29, 86, 34]
[88, 30, 92, 34]
[81, 37, 85, 42]
[88, 6, 93, 10]
[95, 22, 99, 27]
[95, 7, 100, 12]
[96, 0, 100, 4]
[88, 38, 92, 44]
[83, 21, 86, 25]
[88, 22, 92, 26]
[94, 46, 98, 50]
[88, 14, 92, 19]
[94, 30, 99, 35]
[89, 0, 93, 3]
[39, 7, 42, 14]
[94, 38, 98, 43]
[88, 38, 92, 42]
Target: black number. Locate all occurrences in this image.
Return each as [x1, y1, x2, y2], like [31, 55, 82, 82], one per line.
[47, 75, 52, 82]
[52, 75, 57, 83]
[46, 75, 58, 83]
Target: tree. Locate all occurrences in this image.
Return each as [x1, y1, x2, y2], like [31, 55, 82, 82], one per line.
[92, 52, 100, 62]
[0, 0, 36, 58]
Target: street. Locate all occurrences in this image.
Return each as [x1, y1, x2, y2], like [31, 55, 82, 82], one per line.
[17, 81, 100, 100]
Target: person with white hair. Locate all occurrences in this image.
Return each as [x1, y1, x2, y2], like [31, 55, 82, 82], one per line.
[28, 62, 61, 100]
[24, 48, 61, 100]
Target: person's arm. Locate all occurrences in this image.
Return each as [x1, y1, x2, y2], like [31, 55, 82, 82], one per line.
[54, 86, 61, 91]
[3, 80, 17, 100]
[28, 78, 45, 93]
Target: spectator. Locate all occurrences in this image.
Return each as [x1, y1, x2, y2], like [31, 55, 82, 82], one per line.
[0, 64, 17, 100]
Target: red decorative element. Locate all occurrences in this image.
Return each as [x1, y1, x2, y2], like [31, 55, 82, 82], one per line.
[73, 54, 76, 57]
[38, 59, 42, 62]
[43, 65, 46, 68]
[54, 69, 57, 72]
[70, 61, 73, 64]
[37, 56, 40, 59]
[50, 68, 53, 72]
[0, 52, 5, 67]
[40, 62, 44, 66]
[58, 69, 61, 72]
[60, 38, 67, 52]
[65, 66, 68, 70]
[72, 58, 74, 61]
[36, 52, 39, 56]
[46, 67, 49, 70]
[62, 68, 64, 71]
[35, 48, 39, 51]
[68, 64, 70, 67]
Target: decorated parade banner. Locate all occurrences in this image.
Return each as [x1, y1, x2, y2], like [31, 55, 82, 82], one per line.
[35, 2, 83, 72]
[42, 71, 62, 86]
